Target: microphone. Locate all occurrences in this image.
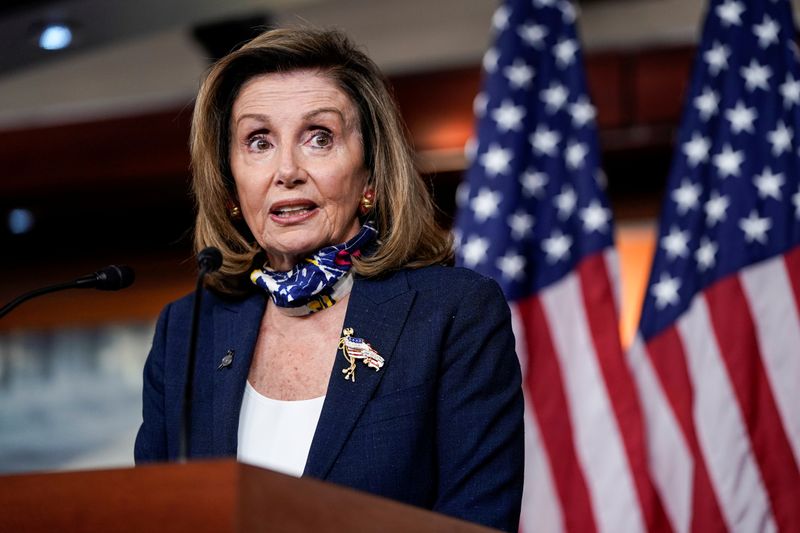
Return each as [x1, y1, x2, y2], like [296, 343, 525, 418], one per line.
[196, 247, 223, 275]
[179, 247, 223, 462]
[0, 265, 136, 319]
[73, 265, 136, 291]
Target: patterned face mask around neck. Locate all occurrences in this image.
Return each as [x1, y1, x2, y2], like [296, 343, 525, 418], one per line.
[250, 221, 378, 316]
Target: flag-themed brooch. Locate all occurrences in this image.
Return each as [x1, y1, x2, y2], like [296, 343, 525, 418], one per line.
[338, 328, 384, 382]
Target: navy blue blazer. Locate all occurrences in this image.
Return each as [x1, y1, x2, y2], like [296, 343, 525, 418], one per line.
[135, 266, 524, 531]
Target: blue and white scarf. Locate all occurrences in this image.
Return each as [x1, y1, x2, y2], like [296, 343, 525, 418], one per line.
[250, 221, 377, 315]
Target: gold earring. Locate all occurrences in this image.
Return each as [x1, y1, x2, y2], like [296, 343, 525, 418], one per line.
[226, 198, 242, 220]
[359, 189, 375, 215]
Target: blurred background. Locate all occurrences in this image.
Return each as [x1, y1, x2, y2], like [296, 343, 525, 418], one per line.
[0, 0, 785, 474]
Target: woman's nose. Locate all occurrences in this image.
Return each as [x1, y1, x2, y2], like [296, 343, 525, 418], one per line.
[274, 146, 307, 188]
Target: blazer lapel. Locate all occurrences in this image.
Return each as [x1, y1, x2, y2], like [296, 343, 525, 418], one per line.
[304, 271, 416, 479]
[211, 292, 266, 455]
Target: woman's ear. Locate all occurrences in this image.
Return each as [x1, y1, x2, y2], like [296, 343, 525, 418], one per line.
[225, 193, 243, 221]
[359, 186, 376, 216]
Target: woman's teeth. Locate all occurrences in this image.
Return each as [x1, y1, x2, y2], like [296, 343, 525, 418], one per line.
[275, 206, 312, 217]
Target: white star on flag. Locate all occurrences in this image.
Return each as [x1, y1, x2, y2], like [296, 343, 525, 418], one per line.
[569, 97, 596, 127]
[530, 125, 561, 156]
[455, 181, 470, 209]
[521, 169, 549, 197]
[517, 23, 547, 48]
[451, 228, 463, 250]
[473, 92, 488, 117]
[725, 100, 757, 133]
[470, 187, 502, 222]
[508, 210, 535, 239]
[704, 41, 730, 75]
[541, 82, 569, 113]
[661, 226, 690, 259]
[492, 100, 526, 132]
[739, 210, 771, 244]
[482, 47, 499, 73]
[480, 144, 513, 176]
[461, 236, 489, 267]
[754, 167, 784, 200]
[768, 121, 793, 155]
[672, 179, 702, 214]
[559, 0, 577, 23]
[651, 272, 681, 309]
[753, 15, 779, 49]
[541, 230, 572, 262]
[580, 200, 611, 233]
[705, 191, 730, 226]
[504, 59, 535, 89]
[554, 185, 577, 219]
[716, 0, 745, 27]
[496, 252, 526, 281]
[682, 132, 711, 166]
[794, 187, 800, 218]
[554, 38, 578, 68]
[780, 74, 800, 107]
[521, 168, 549, 197]
[713, 144, 744, 178]
[695, 237, 718, 271]
[565, 140, 588, 170]
[463, 137, 477, 164]
[492, 5, 510, 31]
[741, 59, 772, 91]
[694, 87, 720, 120]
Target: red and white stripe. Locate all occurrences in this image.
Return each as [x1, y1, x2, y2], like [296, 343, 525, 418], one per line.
[514, 251, 666, 533]
[628, 247, 800, 533]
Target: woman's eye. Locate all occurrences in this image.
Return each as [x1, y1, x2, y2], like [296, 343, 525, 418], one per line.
[246, 136, 270, 152]
[310, 131, 332, 148]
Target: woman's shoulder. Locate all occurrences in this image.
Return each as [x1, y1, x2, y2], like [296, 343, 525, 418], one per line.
[156, 287, 261, 324]
[393, 265, 507, 302]
[405, 264, 499, 285]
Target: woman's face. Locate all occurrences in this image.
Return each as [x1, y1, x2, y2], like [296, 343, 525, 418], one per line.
[229, 70, 369, 271]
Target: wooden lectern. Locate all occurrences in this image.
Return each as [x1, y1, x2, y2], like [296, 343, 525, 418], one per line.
[0, 460, 497, 532]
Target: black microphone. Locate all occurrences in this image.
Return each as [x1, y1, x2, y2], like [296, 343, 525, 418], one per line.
[73, 265, 136, 290]
[0, 265, 136, 319]
[197, 247, 223, 275]
[179, 247, 223, 462]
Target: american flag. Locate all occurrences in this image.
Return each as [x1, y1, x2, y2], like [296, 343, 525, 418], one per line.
[454, 0, 665, 531]
[628, 0, 800, 531]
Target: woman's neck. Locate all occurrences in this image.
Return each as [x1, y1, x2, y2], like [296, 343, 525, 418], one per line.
[248, 293, 351, 400]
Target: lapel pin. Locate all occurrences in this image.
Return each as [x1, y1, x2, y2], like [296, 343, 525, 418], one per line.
[217, 349, 234, 370]
[338, 327, 384, 382]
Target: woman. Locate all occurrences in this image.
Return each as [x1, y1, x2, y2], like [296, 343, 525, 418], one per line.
[135, 27, 524, 532]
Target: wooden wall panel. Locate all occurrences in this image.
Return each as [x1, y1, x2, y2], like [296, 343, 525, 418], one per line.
[585, 53, 627, 129]
[632, 46, 694, 124]
[391, 66, 482, 153]
[0, 46, 696, 196]
[0, 109, 192, 195]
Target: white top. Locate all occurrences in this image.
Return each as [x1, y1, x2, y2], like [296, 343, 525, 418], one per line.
[237, 381, 325, 478]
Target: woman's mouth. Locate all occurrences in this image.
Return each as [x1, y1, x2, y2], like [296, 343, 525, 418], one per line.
[269, 201, 318, 222]
[274, 205, 312, 217]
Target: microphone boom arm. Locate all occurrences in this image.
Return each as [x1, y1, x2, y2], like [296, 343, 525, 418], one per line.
[0, 265, 135, 320]
[0, 280, 80, 319]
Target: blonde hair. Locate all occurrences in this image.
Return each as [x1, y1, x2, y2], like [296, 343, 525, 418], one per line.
[191, 27, 453, 294]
